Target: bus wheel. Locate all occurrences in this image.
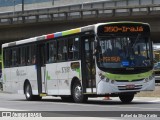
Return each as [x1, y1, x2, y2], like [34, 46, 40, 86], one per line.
[119, 94, 134, 104]
[24, 83, 41, 101]
[72, 81, 88, 103]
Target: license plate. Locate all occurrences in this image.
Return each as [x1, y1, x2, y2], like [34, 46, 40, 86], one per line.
[126, 84, 135, 89]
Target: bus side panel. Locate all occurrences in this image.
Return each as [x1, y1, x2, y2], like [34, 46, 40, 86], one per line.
[17, 66, 27, 94]
[46, 63, 58, 95]
[3, 68, 11, 92]
[26, 65, 38, 95]
[56, 62, 70, 95]
[46, 61, 82, 96]
[10, 67, 19, 93]
[68, 60, 82, 84]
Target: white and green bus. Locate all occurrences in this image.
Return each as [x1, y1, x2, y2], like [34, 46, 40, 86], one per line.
[2, 22, 155, 103]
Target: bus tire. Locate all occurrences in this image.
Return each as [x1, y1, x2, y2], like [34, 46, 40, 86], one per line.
[72, 81, 88, 103]
[24, 83, 41, 101]
[119, 94, 134, 104]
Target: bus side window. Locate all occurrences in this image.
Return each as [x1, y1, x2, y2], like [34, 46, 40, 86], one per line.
[48, 41, 57, 63]
[73, 37, 79, 59]
[46, 43, 49, 63]
[85, 39, 90, 60]
[26, 45, 36, 65]
[68, 37, 80, 60]
[28, 46, 32, 64]
[11, 48, 19, 66]
[68, 38, 74, 60]
[63, 39, 68, 60]
[31, 45, 36, 64]
[4, 49, 11, 67]
[68, 43, 74, 60]
[20, 47, 26, 66]
[57, 39, 67, 61]
[26, 46, 30, 64]
[57, 40, 62, 61]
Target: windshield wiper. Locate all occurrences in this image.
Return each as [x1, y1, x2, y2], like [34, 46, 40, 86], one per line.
[132, 34, 141, 48]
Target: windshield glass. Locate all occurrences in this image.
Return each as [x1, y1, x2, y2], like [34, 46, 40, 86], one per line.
[97, 35, 151, 68]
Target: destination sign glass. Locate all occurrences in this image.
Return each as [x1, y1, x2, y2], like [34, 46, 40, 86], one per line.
[97, 23, 150, 35]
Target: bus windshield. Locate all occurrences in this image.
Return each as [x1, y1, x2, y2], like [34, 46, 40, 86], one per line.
[97, 35, 152, 69]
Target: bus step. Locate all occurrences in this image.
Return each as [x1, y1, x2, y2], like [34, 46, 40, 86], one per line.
[40, 93, 47, 97]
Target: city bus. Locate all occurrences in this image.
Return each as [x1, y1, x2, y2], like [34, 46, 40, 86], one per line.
[2, 22, 155, 103]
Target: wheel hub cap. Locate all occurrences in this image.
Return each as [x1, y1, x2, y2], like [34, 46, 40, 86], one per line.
[75, 86, 82, 99]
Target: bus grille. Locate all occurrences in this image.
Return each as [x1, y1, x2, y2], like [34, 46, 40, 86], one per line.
[154, 71, 160, 76]
[118, 84, 142, 90]
[115, 79, 144, 82]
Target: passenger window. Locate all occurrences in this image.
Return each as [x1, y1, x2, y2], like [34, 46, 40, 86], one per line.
[11, 48, 19, 66]
[49, 41, 57, 63]
[4, 49, 11, 67]
[20, 47, 26, 66]
[68, 37, 79, 60]
[73, 37, 79, 59]
[68, 39, 74, 60]
[57, 39, 67, 61]
[27, 45, 36, 65]
[31, 45, 36, 64]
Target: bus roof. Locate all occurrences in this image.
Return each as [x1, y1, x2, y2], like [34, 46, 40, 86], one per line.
[2, 25, 94, 48]
[2, 21, 149, 48]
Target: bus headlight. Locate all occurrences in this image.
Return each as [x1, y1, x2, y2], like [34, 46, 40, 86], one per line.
[98, 73, 111, 82]
[99, 73, 105, 80]
[106, 78, 110, 82]
[144, 75, 154, 83]
[149, 75, 154, 80]
[100, 75, 105, 80]
[144, 78, 149, 82]
[111, 80, 115, 84]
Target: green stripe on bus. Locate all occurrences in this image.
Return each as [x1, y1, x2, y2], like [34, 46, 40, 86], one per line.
[104, 71, 153, 81]
[76, 68, 81, 78]
[62, 28, 81, 36]
[0, 52, 3, 68]
[46, 71, 51, 80]
[4, 74, 6, 81]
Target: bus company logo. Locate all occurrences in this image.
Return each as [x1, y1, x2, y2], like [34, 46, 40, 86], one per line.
[62, 67, 70, 73]
[2, 112, 11, 117]
[16, 69, 27, 76]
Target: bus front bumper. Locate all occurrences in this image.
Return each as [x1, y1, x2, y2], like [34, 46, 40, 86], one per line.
[97, 78, 155, 94]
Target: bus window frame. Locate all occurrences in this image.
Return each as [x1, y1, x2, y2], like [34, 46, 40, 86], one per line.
[46, 34, 81, 64]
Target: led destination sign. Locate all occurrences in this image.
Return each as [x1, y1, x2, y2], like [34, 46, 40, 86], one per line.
[97, 23, 150, 35]
[104, 26, 143, 33]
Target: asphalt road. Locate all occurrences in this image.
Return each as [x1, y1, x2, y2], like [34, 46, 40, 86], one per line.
[0, 92, 160, 120]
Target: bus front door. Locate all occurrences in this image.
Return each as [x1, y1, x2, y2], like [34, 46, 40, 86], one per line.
[37, 43, 47, 94]
[81, 36, 96, 93]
